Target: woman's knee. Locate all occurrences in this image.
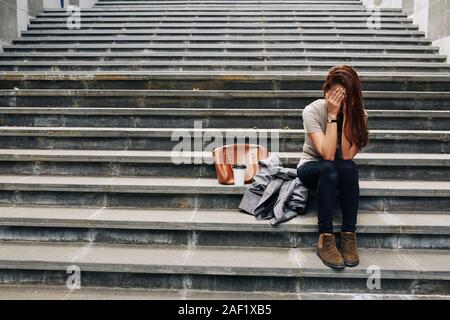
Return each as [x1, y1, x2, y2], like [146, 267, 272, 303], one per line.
[338, 159, 359, 177]
[319, 160, 339, 181]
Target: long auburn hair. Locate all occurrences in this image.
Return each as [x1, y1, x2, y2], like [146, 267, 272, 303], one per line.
[322, 65, 369, 151]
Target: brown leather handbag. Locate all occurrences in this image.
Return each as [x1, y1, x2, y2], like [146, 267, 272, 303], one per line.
[211, 144, 269, 185]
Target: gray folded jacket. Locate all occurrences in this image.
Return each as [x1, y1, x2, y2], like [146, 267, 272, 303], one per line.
[238, 153, 309, 226]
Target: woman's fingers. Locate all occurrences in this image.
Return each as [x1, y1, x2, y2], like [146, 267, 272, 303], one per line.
[327, 88, 346, 111]
[337, 89, 345, 102]
[334, 97, 342, 109]
[327, 91, 336, 103]
[330, 88, 340, 101]
[333, 90, 343, 105]
[334, 88, 345, 103]
[328, 91, 337, 106]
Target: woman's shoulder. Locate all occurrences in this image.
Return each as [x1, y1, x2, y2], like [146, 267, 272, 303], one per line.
[310, 98, 326, 107]
[303, 98, 326, 112]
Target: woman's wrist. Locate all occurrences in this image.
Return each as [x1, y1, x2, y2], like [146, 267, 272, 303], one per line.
[328, 113, 338, 119]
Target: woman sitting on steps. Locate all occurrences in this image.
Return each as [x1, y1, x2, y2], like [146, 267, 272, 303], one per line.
[297, 65, 369, 270]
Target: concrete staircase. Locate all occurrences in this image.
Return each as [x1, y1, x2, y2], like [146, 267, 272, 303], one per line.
[0, 0, 449, 298]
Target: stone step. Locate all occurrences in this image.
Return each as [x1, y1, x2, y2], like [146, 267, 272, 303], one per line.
[2, 60, 449, 72]
[0, 241, 448, 294]
[12, 35, 432, 45]
[51, 6, 371, 11]
[94, 0, 365, 2]
[1, 72, 448, 92]
[38, 15, 405, 22]
[86, 3, 375, 6]
[92, 0, 372, 5]
[1, 52, 445, 63]
[95, 0, 364, 3]
[2, 284, 448, 300]
[0, 149, 448, 181]
[95, 0, 359, 1]
[43, 4, 376, 9]
[88, 4, 371, 10]
[94, 0, 367, 2]
[21, 29, 426, 37]
[30, 15, 413, 22]
[0, 127, 447, 153]
[1, 108, 448, 131]
[85, 6, 377, 12]
[0, 175, 449, 211]
[37, 10, 406, 17]
[26, 22, 420, 31]
[0, 90, 449, 110]
[0, 205, 449, 249]
[4, 44, 438, 55]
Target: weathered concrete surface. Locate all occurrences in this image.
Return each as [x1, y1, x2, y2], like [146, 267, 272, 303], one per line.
[1, 206, 449, 234]
[428, 0, 450, 61]
[360, 0, 449, 60]
[28, 0, 43, 17]
[0, 241, 449, 280]
[0, 0, 19, 49]
[43, 0, 84, 8]
[0, 206, 449, 249]
[0, 174, 449, 197]
[0, 284, 448, 300]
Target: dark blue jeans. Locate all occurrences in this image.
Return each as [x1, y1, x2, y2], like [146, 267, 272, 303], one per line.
[297, 159, 359, 234]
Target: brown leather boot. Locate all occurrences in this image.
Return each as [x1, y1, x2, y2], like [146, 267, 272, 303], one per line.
[341, 232, 360, 267]
[317, 233, 345, 270]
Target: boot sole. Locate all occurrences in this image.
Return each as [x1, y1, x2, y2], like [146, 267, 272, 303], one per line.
[316, 252, 346, 270]
[344, 260, 360, 267]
